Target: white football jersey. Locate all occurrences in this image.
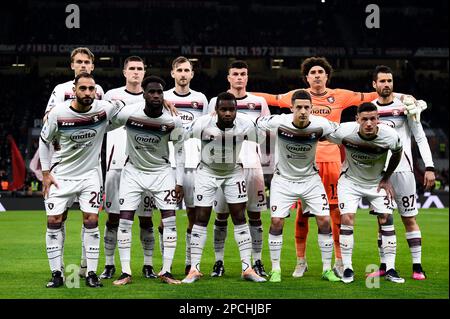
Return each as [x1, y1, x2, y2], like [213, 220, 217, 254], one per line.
[164, 88, 209, 168]
[373, 97, 434, 172]
[208, 93, 270, 168]
[111, 101, 184, 179]
[327, 122, 403, 186]
[185, 113, 259, 176]
[46, 80, 104, 113]
[104, 87, 144, 170]
[257, 114, 338, 180]
[40, 99, 117, 179]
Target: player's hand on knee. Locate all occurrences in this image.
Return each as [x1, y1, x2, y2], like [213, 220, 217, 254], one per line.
[377, 179, 395, 201]
[42, 172, 59, 199]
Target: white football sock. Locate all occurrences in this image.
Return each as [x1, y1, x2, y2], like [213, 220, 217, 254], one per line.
[140, 227, 155, 266]
[190, 224, 208, 272]
[406, 231, 422, 265]
[340, 225, 354, 271]
[104, 224, 118, 266]
[84, 226, 100, 275]
[213, 219, 227, 262]
[234, 224, 252, 272]
[161, 216, 177, 274]
[185, 231, 191, 266]
[249, 222, 263, 262]
[46, 227, 63, 273]
[318, 232, 333, 271]
[80, 225, 87, 268]
[381, 224, 397, 271]
[268, 233, 283, 271]
[117, 219, 133, 275]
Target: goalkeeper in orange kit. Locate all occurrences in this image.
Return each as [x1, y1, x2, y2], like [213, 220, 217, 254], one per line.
[254, 57, 411, 278]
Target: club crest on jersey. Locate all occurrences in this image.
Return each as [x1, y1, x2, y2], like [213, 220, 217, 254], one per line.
[247, 103, 256, 110]
[161, 125, 168, 131]
[327, 96, 335, 103]
[191, 101, 199, 109]
[92, 115, 100, 122]
[392, 109, 401, 116]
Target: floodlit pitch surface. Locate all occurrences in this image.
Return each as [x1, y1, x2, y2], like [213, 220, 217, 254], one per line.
[0, 209, 447, 299]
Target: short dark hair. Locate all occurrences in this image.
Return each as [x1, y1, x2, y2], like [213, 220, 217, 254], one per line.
[357, 102, 378, 114]
[172, 56, 193, 69]
[124, 56, 144, 69]
[74, 72, 94, 85]
[215, 92, 237, 108]
[228, 60, 248, 71]
[373, 65, 393, 81]
[141, 75, 166, 90]
[291, 89, 312, 104]
[300, 57, 333, 85]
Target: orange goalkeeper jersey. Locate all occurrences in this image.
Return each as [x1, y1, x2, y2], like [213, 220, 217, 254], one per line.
[254, 89, 379, 162]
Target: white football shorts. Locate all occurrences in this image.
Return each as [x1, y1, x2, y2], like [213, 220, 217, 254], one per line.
[194, 168, 248, 207]
[214, 167, 267, 213]
[45, 175, 102, 216]
[269, 174, 329, 218]
[338, 174, 394, 215]
[390, 171, 419, 217]
[105, 169, 154, 217]
[119, 164, 177, 211]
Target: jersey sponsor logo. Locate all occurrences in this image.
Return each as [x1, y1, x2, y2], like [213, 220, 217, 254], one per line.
[351, 152, 375, 161]
[70, 129, 97, 143]
[286, 143, 313, 154]
[135, 133, 161, 145]
[179, 110, 195, 125]
[311, 105, 332, 116]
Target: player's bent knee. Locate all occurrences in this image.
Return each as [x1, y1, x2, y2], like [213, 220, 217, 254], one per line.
[401, 215, 417, 228]
[107, 213, 120, 224]
[216, 212, 230, 220]
[161, 210, 176, 219]
[247, 211, 261, 220]
[47, 221, 63, 229]
[47, 214, 64, 225]
[378, 213, 393, 226]
[340, 213, 354, 226]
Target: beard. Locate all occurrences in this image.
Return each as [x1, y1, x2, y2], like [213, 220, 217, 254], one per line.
[77, 96, 94, 106]
[378, 88, 392, 98]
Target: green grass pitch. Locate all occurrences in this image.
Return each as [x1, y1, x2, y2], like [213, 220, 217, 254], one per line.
[0, 208, 448, 299]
